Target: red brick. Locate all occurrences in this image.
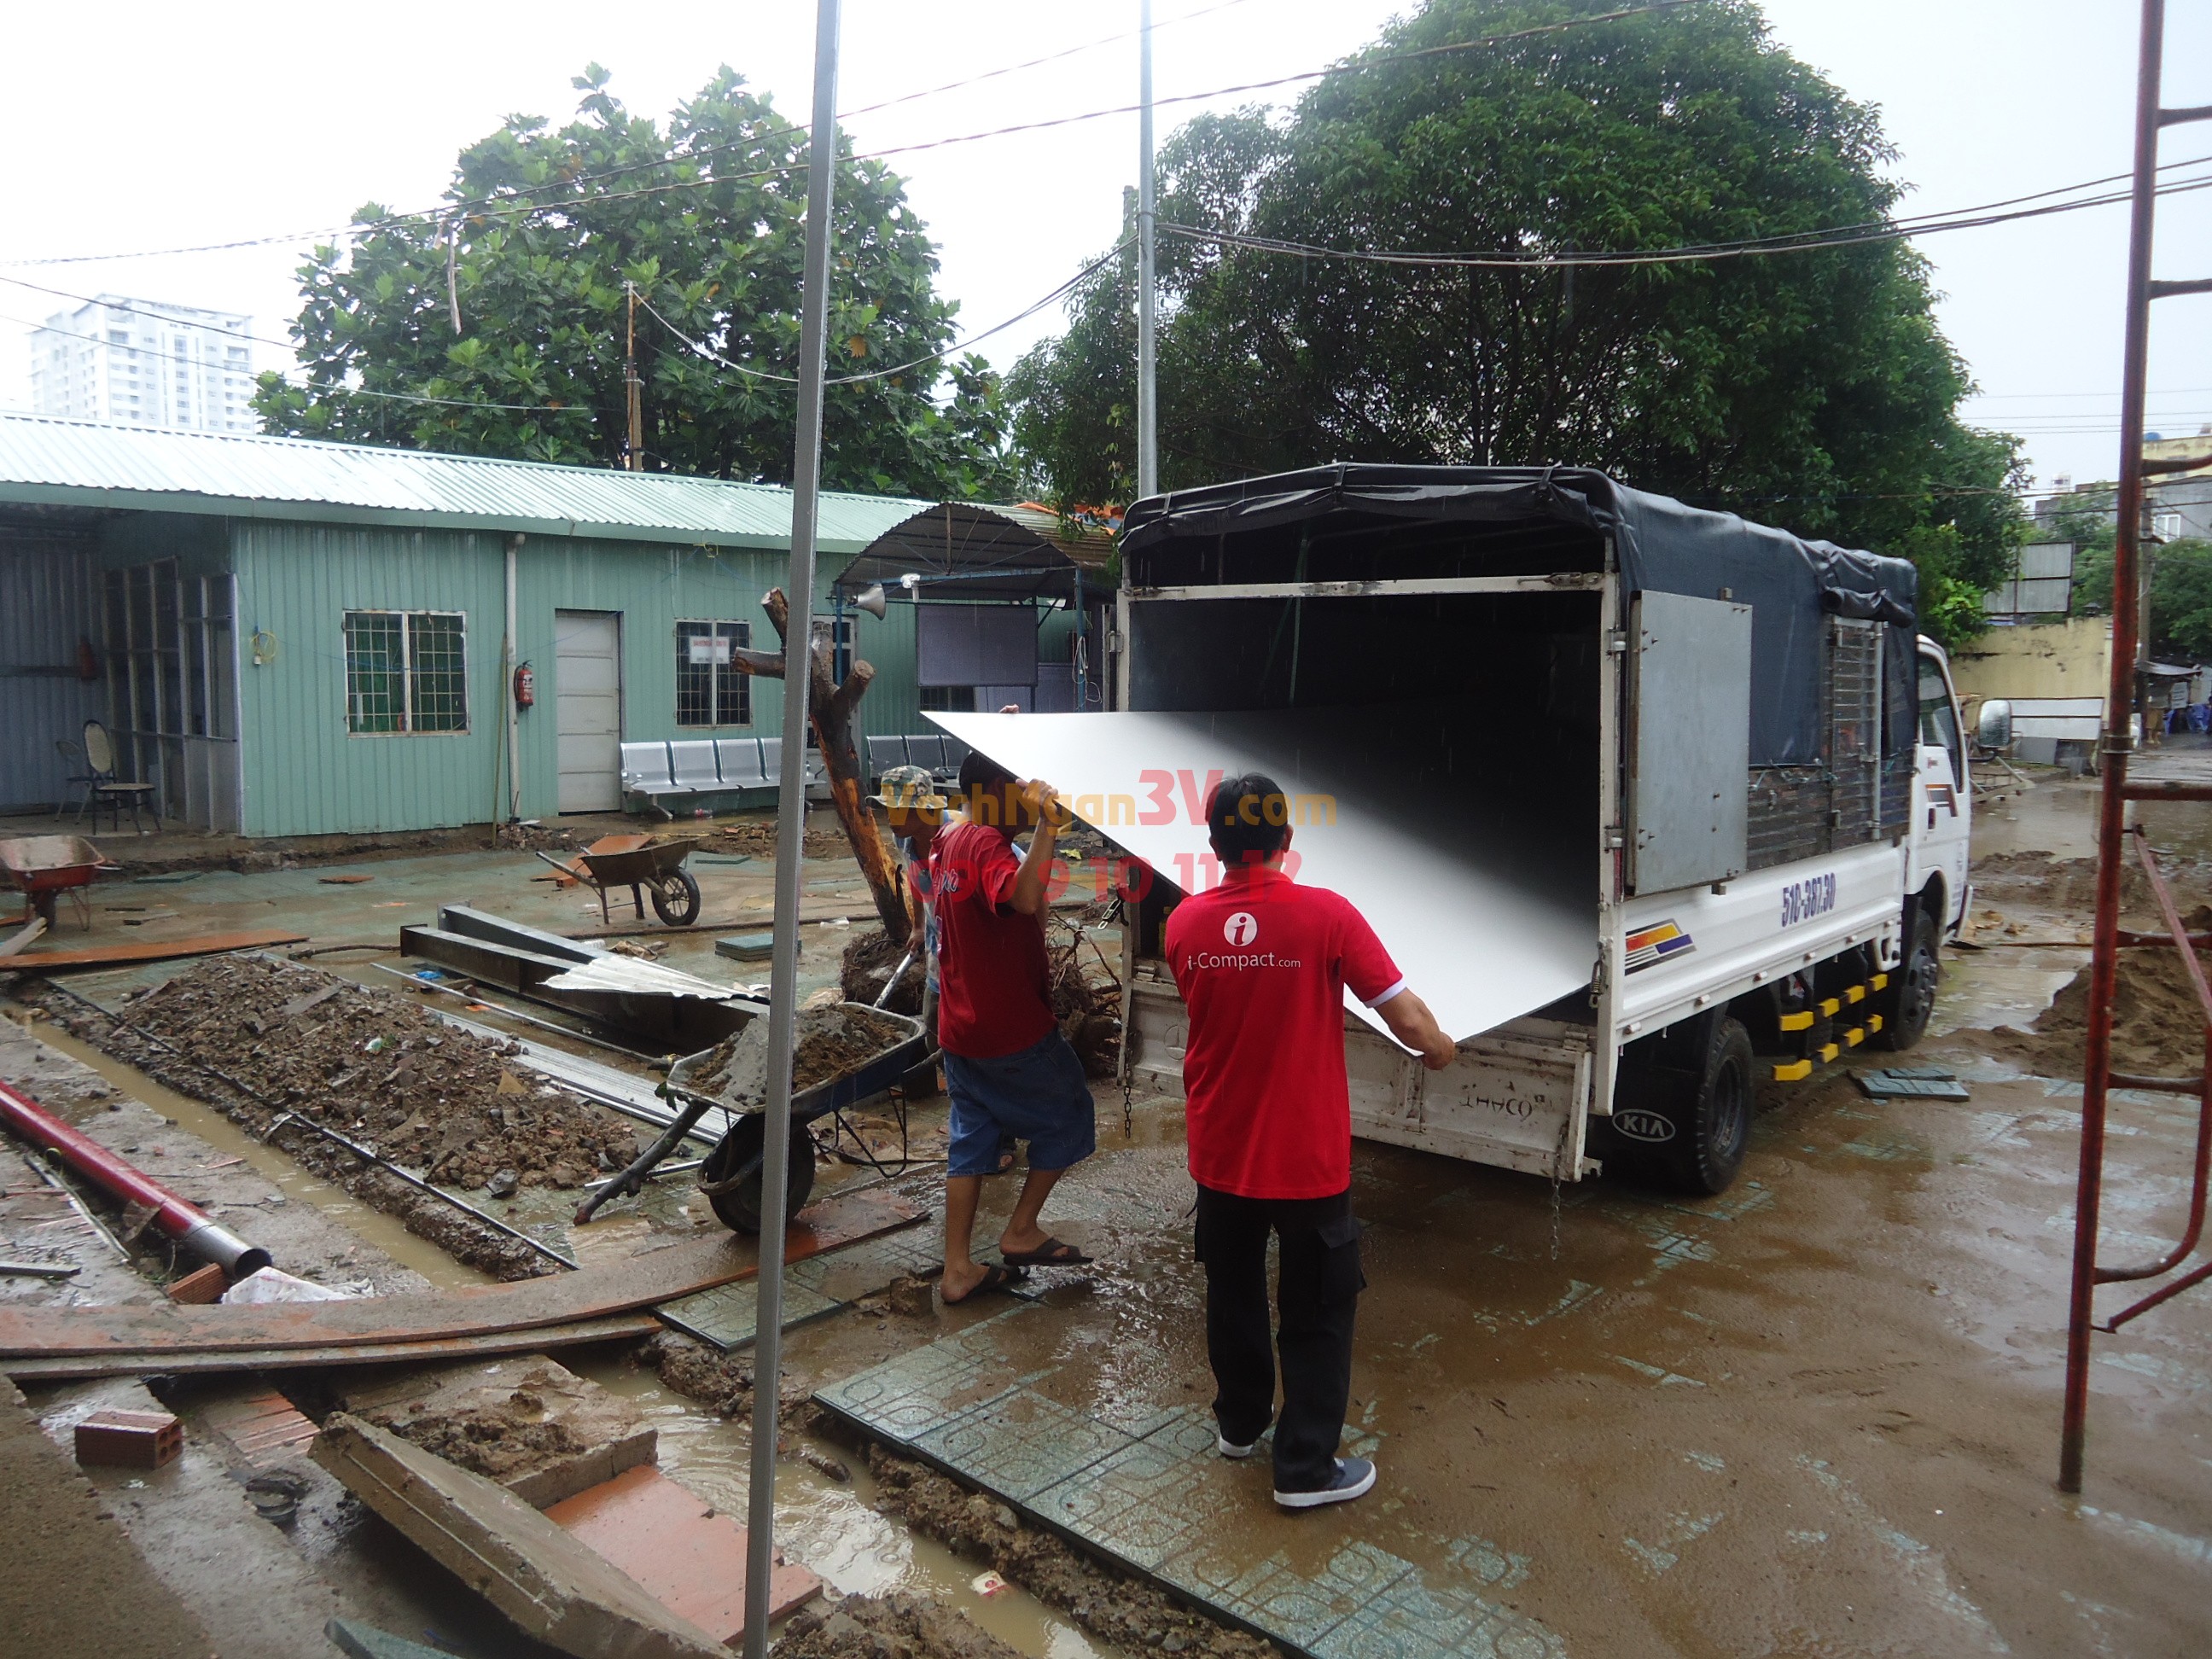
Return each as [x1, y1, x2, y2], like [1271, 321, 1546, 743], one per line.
[74, 1408, 183, 1469]
[166, 1264, 227, 1305]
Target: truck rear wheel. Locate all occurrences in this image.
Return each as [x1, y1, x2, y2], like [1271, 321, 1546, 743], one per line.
[1873, 909, 1939, 1051]
[1597, 1016, 1755, 1196]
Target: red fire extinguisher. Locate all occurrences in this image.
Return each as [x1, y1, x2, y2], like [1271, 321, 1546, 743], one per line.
[513, 661, 536, 708]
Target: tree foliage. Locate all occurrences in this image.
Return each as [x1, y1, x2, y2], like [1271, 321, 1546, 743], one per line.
[2057, 484, 2212, 659]
[254, 66, 1015, 498]
[1009, 0, 2023, 645]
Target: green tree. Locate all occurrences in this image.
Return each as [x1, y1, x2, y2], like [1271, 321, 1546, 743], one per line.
[254, 67, 1016, 498]
[1010, 0, 2023, 645]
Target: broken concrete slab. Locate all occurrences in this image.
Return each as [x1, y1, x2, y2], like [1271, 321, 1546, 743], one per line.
[336, 1353, 655, 1509]
[545, 1463, 822, 1639]
[312, 1412, 728, 1659]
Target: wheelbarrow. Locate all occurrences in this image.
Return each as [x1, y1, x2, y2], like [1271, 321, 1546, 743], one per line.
[575, 1004, 929, 1231]
[534, 835, 704, 926]
[0, 835, 119, 933]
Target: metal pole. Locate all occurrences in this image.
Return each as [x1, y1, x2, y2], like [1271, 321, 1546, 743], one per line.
[743, 0, 841, 1648]
[626, 283, 644, 471]
[504, 534, 523, 821]
[1136, 0, 1158, 500]
[1074, 567, 1088, 709]
[2060, 0, 2164, 1497]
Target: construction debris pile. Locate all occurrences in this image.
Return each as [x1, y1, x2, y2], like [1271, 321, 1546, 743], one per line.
[120, 957, 638, 1190]
[690, 1004, 913, 1106]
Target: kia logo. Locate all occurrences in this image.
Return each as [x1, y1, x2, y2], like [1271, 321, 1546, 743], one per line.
[1223, 911, 1258, 946]
[1614, 1109, 1676, 1144]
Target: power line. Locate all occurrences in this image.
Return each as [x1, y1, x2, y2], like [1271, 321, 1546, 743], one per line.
[0, 0, 1703, 271]
[632, 238, 1136, 386]
[1155, 170, 2212, 270]
[4, 306, 585, 415]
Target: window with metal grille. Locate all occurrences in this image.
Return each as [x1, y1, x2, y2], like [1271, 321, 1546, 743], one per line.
[675, 620, 751, 727]
[344, 610, 469, 734]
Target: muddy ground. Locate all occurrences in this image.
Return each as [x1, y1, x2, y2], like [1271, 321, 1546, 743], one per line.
[2, 784, 2209, 1658]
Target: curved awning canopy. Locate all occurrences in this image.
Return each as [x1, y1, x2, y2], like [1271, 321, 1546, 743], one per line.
[833, 501, 1097, 604]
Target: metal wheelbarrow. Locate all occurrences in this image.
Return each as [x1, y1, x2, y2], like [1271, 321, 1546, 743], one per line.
[0, 835, 119, 932]
[534, 834, 703, 926]
[575, 1004, 929, 1232]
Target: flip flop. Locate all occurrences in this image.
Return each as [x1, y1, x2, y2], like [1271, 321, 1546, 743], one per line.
[999, 1237, 1093, 1267]
[940, 1263, 1028, 1306]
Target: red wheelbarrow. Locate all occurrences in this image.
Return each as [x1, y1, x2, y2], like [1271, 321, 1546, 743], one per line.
[0, 835, 119, 933]
[533, 835, 704, 926]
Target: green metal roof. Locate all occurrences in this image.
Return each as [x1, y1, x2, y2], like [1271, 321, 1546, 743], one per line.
[0, 412, 928, 551]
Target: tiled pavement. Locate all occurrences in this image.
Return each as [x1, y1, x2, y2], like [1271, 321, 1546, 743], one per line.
[655, 1220, 945, 1352]
[815, 1307, 1565, 1659]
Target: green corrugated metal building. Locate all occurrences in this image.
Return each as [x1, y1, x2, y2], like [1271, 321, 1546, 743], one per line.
[0, 413, 1093, 837]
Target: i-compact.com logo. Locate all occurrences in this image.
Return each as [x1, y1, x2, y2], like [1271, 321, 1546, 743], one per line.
[1224, 911, 1259, 946]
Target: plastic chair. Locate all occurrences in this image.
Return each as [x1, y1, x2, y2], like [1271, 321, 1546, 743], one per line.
[77, 720, 162, 834]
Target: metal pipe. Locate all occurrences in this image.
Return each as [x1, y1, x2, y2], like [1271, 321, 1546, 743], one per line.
[1136, 0, 1158, 500]
[747, 1, 841, 1651]
[0, 1076, 270, 1278]
[2060, 0, 2167, 1497]
[505, 533, 525, 821]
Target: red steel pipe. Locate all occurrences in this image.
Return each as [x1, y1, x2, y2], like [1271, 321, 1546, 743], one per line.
[0, 1077, 271, 1278]
[2060, 0, 2168, 1498]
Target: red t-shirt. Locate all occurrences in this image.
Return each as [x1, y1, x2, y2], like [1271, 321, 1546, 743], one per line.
[929, 821, 1057, 1059]
[1165, 870, 1405, 1199]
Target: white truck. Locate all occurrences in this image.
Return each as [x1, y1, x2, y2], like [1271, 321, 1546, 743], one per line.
[1100, 465, 1973, 1196]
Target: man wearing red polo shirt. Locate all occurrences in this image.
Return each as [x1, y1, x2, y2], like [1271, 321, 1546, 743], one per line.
[1167, 771, 1455, 1509]
[930, 750, 1097, 1305]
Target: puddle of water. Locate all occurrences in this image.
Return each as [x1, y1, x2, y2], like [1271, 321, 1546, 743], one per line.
[15, 1012, 491, 1291]
[578, 1359, 1123, 1659]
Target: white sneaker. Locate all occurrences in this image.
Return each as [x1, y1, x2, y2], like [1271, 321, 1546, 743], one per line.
[1274, 1457, 1377, 1510]
[1217, 1432, 1260, 1458]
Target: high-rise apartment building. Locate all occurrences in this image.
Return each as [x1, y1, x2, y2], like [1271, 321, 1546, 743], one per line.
[28, 296, 257, 433]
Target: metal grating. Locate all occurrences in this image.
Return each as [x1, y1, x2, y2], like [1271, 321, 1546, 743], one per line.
[1829, 619, 1883, 845]
[1743, 618, 1899, 871]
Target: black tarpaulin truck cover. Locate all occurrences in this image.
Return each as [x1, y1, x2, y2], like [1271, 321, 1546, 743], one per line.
[1119, 464, 1919, 770]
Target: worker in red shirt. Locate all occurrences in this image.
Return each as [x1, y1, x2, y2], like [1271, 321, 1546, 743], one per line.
[1167, 771, 1455, 1509]
[930, 750, 1097, 1304]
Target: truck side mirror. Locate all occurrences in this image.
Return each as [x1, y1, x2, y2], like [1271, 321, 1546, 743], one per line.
[1976, 699, 2013, 752]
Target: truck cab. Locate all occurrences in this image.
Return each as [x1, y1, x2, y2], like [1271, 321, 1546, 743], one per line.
[1912, 638, 1973, 940]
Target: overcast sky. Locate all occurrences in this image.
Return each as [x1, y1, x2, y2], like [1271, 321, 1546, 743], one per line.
[3, 0, 2206, 496]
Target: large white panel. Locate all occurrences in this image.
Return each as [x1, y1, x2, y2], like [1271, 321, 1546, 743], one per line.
[930, 710, 1594, 1042]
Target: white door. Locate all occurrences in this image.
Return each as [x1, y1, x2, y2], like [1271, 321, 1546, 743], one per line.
[556, 611, 622, 812]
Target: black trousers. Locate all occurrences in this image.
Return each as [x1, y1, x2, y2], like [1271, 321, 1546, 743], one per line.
[1193, 1183, 1365, 1493]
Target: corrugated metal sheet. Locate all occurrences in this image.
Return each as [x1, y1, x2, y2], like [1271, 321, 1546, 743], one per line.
[0, 530, 104, 812]
[0, 413, 927, 552]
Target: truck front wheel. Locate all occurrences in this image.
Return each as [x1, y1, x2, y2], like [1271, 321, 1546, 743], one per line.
[1874, 908, 1939, 1051]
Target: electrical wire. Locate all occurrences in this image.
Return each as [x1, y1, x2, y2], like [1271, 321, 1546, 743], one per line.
[631, 237, 1134, 386]
[3, 291, 591, 414]
[1155, 170, 2212, 270]
[0, 0, 1702, 270]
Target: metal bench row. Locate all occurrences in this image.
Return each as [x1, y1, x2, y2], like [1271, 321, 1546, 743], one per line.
[864, 732, 969, 781]
[620, 737, 795, 818]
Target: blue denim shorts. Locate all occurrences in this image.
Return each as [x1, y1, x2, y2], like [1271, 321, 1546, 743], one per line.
[943, 1030, 1097, 1177]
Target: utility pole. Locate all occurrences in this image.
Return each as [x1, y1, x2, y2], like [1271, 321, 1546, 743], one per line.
[1136, 0, 1158, 500]
[742, 0, 840, 1650]
[624, 282, 644, 471]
